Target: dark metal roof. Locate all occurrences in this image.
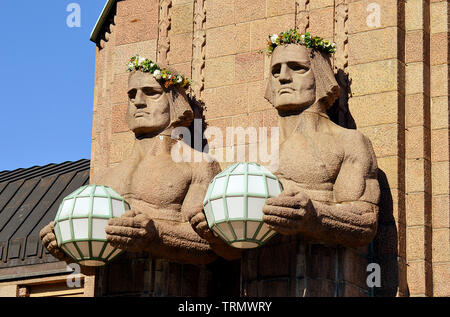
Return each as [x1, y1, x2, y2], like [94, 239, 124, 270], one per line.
[0, 159, 90, 272]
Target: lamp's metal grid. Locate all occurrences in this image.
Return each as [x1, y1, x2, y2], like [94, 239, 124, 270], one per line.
[53, 184, 128, 266]
[203, 162, 283, 248]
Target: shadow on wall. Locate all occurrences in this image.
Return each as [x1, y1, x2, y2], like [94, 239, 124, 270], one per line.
[327, 69, 356, 129]
[372, 170, 399, 297]
[329, 69, 399, 297]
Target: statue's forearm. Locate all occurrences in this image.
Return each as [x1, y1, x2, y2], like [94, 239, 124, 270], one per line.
[144, 220, 218, 264]
[309, 200, 378, 248]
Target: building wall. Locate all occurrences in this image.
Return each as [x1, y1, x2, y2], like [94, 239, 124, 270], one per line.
[90, 0, 449, 296]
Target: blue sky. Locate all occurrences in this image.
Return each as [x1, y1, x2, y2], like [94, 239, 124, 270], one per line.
[0, 1, 106, 171]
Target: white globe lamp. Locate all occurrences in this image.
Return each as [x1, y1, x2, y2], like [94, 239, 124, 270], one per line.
[53, 184, 127, 266]
[203, 162, 283, 249]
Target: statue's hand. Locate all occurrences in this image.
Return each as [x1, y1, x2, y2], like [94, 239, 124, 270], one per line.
[105, 210, 156, 252]
[263, 189, 315, 235]
[39, 222, 73, 263]
[187, 204, 242, 260]
[187, 204, 221, 243]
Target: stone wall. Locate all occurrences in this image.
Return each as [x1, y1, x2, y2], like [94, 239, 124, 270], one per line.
[90, 0, 449, 296]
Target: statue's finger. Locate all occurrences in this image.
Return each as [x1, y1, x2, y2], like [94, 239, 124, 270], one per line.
[108, 216, 140, 228]
[263, 214, 301, 228]
[46, 239, 59, 253]
[42, 232, 57, 247]
[39, 222, 54, 240]
[105, 225, 147, 239]
[106, 234, 133, 247]
[280, 188, 297, 197]
[190, 213, 206, 226]
[262, 205, 305, 219]
[265, 222, 299, 235]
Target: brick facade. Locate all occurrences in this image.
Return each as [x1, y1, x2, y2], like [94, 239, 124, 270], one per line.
[90, 0, 449, 296]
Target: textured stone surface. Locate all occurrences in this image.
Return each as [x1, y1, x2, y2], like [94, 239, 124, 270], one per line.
[203, 83, 248, 118]
[431, 129, 449, 162]
[348, 27, 398, 65]
[430, 32, 448, 65]
[432, 195, 450, 229]
[431, 162, 449, 195]
[168, 34, 193, 64]
[308, 7, 335, 38]
[348, 60, 399, 96]
[235, 52, 264, 83]
[359, 124, 398, 157]
[204, 55, 235, 88]
[205, 0, 235, 29]
[349, 92, 399, 128]
[430, 1, 448, 34]
[266, 0, 296, 17]
[206, 24, 250, 58]
[171, 3, 194, 35]
[432, 229, 450, 262]
[431, 96, 449, 129]
[431, 64, 448, 97]
[433, 263, 450, 296]
[235, 0, 265, 23]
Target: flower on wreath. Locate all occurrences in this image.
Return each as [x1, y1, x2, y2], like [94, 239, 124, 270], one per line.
[127, 55, 192, 89]
[266, 29, 337, 56]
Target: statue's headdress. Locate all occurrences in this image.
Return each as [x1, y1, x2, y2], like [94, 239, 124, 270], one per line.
[127, 55, 192, 90]
[266, 29, 336, 56]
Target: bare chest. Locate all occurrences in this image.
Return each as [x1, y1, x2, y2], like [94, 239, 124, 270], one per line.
[276, 132, 344, 189]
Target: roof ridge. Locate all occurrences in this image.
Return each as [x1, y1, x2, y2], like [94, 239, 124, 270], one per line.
[0, 159, 90, 183]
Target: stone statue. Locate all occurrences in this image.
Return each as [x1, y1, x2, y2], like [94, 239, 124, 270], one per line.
[262, 43, 380, 248]
[41, 66, 241, 265]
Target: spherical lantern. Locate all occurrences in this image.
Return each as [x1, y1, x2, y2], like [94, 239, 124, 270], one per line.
[203, 162, 283, 249]
[53, 185, 128, 266]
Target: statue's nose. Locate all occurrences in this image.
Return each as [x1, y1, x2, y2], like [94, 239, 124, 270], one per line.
[135, 89, 146, 108]
[279, 64, 292, 83]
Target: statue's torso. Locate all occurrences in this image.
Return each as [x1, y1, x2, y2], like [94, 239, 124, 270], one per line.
[100, 152, 192, 221]
[276, 131, 345, 203]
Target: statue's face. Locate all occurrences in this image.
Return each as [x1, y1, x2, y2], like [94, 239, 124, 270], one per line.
[269, 44, 316, 112]
[126, 72, 170, 136]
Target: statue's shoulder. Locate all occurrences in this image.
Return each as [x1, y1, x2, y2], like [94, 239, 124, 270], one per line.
[175, 141, 222, 183]
[333, 125, 376, 161]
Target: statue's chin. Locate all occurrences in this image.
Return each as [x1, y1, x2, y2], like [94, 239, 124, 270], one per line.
[275, 102, 311, 115]
[132, 125, 168, 137]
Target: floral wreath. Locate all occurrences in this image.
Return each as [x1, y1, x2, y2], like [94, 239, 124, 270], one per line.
[127, 55, 192, 89]
[266, 29, 337, 55]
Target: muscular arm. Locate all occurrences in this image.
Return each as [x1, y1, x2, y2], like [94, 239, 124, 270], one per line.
[310, 131, 380, 246]
[183, 160, 242, 261]
[264, 131, 380, 248]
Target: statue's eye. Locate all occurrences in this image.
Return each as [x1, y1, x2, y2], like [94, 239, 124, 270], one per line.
[271, 64, 281, 77]
[142, 87, 162, 99]
[128, 89, 137, 100]
[288, 62, 307, 73]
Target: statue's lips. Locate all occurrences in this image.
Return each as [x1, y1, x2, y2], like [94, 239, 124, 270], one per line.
[278, 88, 295, 95]
[134, 111, 150, 118]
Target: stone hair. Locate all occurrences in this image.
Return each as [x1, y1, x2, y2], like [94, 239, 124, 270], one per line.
[265, 46, 340, 110]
